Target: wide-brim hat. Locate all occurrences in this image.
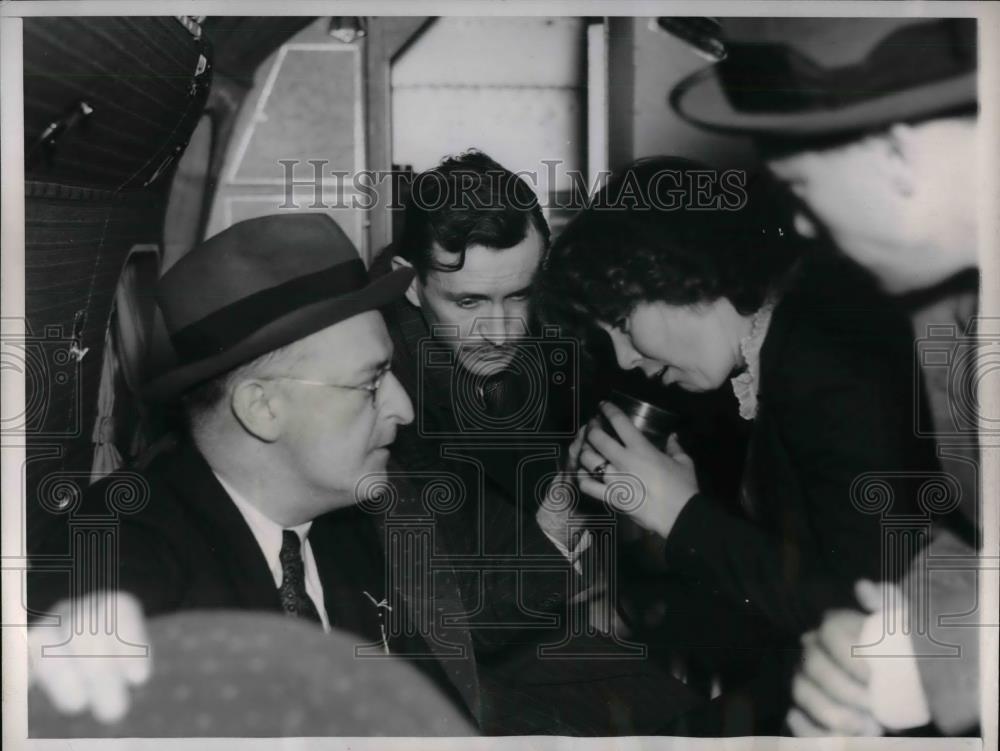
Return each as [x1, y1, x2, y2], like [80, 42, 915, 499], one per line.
[142, 213, 413, 401]
[668, 17, 977, 137]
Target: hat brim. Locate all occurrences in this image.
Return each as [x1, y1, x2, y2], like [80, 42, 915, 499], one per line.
[141, 266, 414, 402]
[670, 65, 978, 137]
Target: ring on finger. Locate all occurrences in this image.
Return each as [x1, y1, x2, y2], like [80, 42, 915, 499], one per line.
[592, 460, 610, 480]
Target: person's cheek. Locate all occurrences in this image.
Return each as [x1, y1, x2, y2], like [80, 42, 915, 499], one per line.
[457, 310, 479, 342]
[689, 358, 713, 390]
[507, 300, 531, 334]
[346, 413, 371, 475]
[432, 299, 458, 329]
[694, 341, 724, 391]
[427, 300, 464, 351]
[820, 168, 865, 232]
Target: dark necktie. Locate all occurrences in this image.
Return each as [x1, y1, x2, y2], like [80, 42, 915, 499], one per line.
[478, 372, 514, 419]
[278, 530, 322, 626]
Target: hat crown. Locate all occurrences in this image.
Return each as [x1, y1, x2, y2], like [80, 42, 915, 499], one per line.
[724, 18, 938, 68]
[142, 213, 415, 401]
[158, 213, 361, 334]
[668, 17, 976, 136]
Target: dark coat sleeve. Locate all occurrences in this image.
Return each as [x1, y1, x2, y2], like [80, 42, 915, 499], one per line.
[664, 286, 934, 635]
[28, 443, 279, 620]
[379, 291, 596, 655]
[28, 470, 191, 618]
[390, 427, 575, 655]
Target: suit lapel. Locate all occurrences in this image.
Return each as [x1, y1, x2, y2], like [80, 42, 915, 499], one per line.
[308, 508, 386, 638]
[308, 514, 344, 626]
[370, 491, 483, 721]
[162, 442, 282, 613]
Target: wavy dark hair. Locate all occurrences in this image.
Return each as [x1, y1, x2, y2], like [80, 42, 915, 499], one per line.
[539, 156, 801, 335]
[396, 150, 551, 278]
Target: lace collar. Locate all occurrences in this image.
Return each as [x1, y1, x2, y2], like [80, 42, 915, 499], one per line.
[730, 300, 776, 421]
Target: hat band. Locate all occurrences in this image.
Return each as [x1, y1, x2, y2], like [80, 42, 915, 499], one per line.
[169, 258, 368, 365]
[720, 19, 976, 114]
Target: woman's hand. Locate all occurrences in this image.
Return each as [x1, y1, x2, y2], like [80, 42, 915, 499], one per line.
[576, 401, 699, 539]
[535, 426, 588, 553]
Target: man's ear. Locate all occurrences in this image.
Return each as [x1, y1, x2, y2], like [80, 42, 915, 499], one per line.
[392, 256, 423, 308]
[230, 380, 282, 442]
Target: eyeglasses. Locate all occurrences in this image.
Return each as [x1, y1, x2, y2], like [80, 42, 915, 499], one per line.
[259, 366, 390, 406]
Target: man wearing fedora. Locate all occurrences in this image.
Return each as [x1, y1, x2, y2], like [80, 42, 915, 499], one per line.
[28, 210, 706, 736]
[668, 16, 983, 736]
[27, 213, 481, 727]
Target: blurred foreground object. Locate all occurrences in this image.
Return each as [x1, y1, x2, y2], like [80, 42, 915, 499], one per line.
[668, 17, 983, 737]
[30, 610, 475, 737]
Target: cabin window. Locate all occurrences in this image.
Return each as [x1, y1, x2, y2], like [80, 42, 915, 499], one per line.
[204, 19, 368, 258]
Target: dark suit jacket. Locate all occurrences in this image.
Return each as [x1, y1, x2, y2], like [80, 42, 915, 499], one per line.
[664, 254, 939, 636]
[374, 263, 577, 655]
[369, 251, 714, 734]
[28, 439, 481, 720]
[29, 438, 707, 735]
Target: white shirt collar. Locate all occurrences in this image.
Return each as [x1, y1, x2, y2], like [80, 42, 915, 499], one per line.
[730, 299, 776, 421]
[212, 471, 313, 588]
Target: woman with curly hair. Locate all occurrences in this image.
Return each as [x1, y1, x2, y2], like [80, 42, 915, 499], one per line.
[540, 156, 936, 638]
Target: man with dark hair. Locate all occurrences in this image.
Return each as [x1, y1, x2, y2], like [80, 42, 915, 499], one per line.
[395, 150, 551, 281]
[389, 150, 550, 381]
[370, 151, 705, 735]
[375, 151, 573, 619]
[28, 209, 703, 737]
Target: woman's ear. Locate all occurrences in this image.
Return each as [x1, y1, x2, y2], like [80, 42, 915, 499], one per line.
[392, 256, 422, 308]
[230, 379, 282, 442]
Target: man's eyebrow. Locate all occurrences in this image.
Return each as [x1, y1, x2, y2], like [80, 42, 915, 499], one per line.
[442, 290, 491, 301]
[506, 285, 533, 298]
[442, 287, 533, 302]
[354, 357, 392, 377]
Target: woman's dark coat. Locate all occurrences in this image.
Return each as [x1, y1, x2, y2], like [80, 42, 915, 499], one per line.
[664, 253, 939, 635]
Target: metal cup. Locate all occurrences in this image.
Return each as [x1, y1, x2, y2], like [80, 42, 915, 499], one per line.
[599, 390, 682, 447]
[592, 391, 684, 546]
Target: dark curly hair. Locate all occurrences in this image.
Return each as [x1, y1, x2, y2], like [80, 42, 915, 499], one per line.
[396, 150, 551, 278]
[539, 156, 800, 333]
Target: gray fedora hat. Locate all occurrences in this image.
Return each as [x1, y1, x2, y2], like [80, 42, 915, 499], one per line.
[143, 213, 413, 401]
[668, 17, 977, 137]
